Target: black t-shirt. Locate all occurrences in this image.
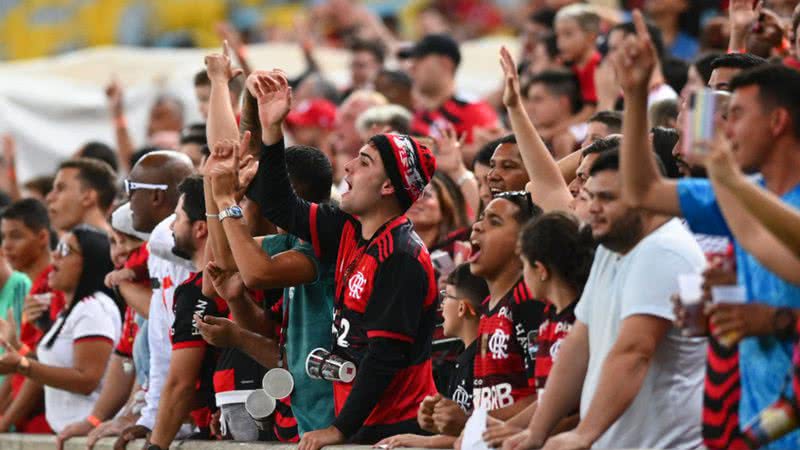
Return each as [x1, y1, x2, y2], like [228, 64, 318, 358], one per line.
[447, 340, 477, 412]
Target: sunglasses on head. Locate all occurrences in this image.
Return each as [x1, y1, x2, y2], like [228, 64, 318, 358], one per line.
[55, 239, 81, 258]
[124, 179, 169, 196]
[493, 190, 536, 216]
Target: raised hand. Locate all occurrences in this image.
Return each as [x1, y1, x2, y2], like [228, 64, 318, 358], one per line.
[433, 122, 466, 177]
[104, 77, 124, 118]
[500, 46, 523, 108]
[204, 40, 244, 84]
[250, 71, 293, 141]
[609, 10, 656, 93]
[208, 131, 251, 206]
[730, 0, 761, 47]
[205, 261, 246, 302]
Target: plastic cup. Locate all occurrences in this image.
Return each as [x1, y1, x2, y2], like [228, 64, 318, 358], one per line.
[677, 274, 706, 336]
[711, 284, 747, 346]
[262, 368, 294, 399]
[244, 390, 276, 430]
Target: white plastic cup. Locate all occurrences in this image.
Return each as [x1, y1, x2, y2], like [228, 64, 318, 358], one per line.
[306, 347, 357, 383]
[263, 368, 294, 399]
[244, 390, 276, 430]
[711, 285, 747, 304]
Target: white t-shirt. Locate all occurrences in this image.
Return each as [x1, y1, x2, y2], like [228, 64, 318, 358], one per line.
[38, 292, 122, 433]
[574, 218, 707, 449]
[137, 215, 194, 430]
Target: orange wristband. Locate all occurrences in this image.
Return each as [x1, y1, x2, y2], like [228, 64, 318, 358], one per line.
[87, 415, 102, 427]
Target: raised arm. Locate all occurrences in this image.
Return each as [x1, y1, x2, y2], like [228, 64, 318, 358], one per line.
[613, 11, 681, 216]
[698, 136, 800, 284]
[246, 72, 345, 262]
[204, 43, 245, 271]
[499, 47, 573, 213]
[707, 140, 800, 260]
[105, 79, 135, 174]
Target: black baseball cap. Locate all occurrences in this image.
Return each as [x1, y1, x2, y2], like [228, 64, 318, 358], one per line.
[397, 34, 461, 67]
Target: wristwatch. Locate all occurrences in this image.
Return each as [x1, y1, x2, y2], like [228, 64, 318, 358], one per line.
[774, 307, 797, 340]
[17, 356, 30, 375]
[218, 205, 244, 222]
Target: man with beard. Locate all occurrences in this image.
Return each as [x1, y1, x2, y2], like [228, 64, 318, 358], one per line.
[504, 149, 706, 450]
[145, 175, 221, 450]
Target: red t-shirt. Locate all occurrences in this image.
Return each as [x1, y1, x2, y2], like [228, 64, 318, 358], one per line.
[572, 51, 601, 104]
[473, 280, 545, 410]
[533, 301, 576, 392]
[411, 97, 499, 144]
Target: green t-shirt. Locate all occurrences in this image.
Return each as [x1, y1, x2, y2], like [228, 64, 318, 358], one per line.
[262, 234, 335, 435]
[0, 271, 30, 382]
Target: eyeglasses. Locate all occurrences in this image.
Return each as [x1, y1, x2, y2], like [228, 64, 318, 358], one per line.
[124, 179, 169, 196]
[437, 289, 477, 315]
[55, 240, 81, 258]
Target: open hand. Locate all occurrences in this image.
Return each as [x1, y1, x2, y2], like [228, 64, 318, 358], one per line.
[375, 434, 432, 449]
[433, 122, 466, 177]
[250, 71, 293, 139]
[502, 429, 544, 450]
[500, 46, 523, 108]
[609, 10, 656, 93]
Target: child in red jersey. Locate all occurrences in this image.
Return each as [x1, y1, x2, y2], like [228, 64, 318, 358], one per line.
[518, 211, 594, 396]
[468, 191, 545, 421]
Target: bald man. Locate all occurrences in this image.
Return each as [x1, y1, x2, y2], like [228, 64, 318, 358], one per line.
[115, 151, 196, 448]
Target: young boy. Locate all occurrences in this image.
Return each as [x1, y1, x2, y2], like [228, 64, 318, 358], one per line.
[469, 192, 545, 420]
[554, 4, 601, 106]
[376, 263, 489, 449]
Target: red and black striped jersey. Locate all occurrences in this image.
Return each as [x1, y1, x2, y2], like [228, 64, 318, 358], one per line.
[324, 213, 438, 432]
[473, 279, 545, 410]
[249, 139, 438, 442]
[534, 301, 576, 392]
[411, 97, 498, 144]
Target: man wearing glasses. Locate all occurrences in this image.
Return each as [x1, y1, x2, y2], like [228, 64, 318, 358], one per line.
[113, 151, 195, 449]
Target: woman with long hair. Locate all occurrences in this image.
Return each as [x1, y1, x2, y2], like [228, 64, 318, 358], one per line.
[0, 225, 121, 433]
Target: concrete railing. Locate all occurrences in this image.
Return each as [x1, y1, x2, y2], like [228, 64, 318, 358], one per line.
[0, 434, 387, 450]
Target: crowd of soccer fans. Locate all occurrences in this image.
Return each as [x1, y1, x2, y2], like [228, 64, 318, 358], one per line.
[3, 1, 800, 449]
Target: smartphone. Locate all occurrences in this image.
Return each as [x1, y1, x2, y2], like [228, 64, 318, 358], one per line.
[431, 250, 455, 277]
[682, 88, 729, 158]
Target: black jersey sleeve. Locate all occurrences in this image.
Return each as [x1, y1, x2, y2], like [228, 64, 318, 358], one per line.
[171, 279, 220, 350]
[246, 139, 346, 262]
[332, 337, 413, 437]
[363, 252, 429, 343]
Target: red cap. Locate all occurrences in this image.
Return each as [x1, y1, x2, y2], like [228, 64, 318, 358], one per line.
[286, 99, 337, 130]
